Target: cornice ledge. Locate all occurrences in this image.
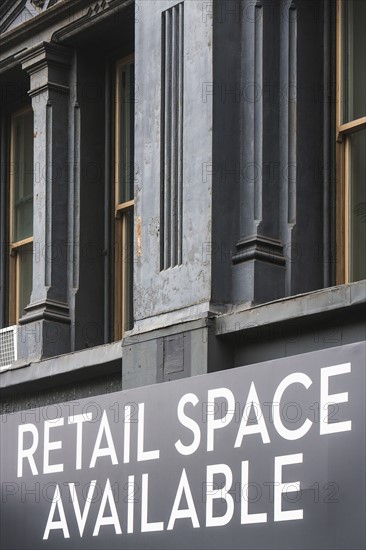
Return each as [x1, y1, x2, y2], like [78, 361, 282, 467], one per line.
[52, 0, 133, 44]
[0, 0, 86, 51]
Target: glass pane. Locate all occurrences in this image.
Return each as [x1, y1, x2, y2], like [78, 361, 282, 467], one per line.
[341, 0, 366, 123]
[123, 210, 134, 332]
[12, 109, 34, 242]
[348, 129, 366, 282]
[18, 243, 33, 319]
[117, 61, 134, 205]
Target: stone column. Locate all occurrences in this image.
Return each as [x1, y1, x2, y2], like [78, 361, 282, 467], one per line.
[232, 0, 286, 304]
[16, 42, 72, 361]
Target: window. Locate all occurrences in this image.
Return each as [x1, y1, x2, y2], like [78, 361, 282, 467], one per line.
[9, 106, 34, 324]
[114, 55, 134, 339]
[337, 0, 366, 283]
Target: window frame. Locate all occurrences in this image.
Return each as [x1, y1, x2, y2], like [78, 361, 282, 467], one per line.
[8, 105, 34, 325]
[336, 0, 366, 284]
[113, 54, 135, 340]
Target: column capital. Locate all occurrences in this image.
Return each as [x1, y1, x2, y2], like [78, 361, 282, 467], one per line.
[15, 42, 72, 97]
[15, 41, 73, 74]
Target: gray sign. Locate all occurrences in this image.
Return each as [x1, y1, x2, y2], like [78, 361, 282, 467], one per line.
[1, 342, 365, 549]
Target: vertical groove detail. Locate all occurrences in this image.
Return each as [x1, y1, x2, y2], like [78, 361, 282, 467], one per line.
[177, 1, 183, 265]
[288, 2, 297, 225]
[161, 2, 184, 269]
[45, 101, 52, 288]
[280, 0, 298, 295]
[171, 6, 178, 264]
[73, 104, 80, 290]
[254, 1, 263, 223]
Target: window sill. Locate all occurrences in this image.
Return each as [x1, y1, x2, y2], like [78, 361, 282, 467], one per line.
[216, 281, 366, 336]
[0, 340, 122, 391]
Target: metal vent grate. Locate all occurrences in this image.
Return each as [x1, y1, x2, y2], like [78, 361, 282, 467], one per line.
[0, 326, 17, 370]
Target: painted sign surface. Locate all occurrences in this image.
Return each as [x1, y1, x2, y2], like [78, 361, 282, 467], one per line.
[1, 342, 365, 549]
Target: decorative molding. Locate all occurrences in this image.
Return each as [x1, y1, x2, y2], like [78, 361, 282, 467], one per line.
[28, 81, 70, 97]
[0, 0, 86, 51]
[0, 0, 23, 19]
[73, 103, 81, 290]
[279, 0, 298, 295]
[45, 101, 52, 288]
[0, 52, 26, 74]
[161, 2, 184, 270]
[31, 0, 60, 10]
[85, 0, 108, 18]
[0, 0, 26, 34]
[16, 42, 72, 100]
[287, 0, 297, 226]
[0, 0, 61, 34]
[232, 236, 286, 266]
[15, 41, 72, 68]
[52, 0, 132, 44]
[254, 0, 263, 223]
[19, 299, 71, 325]
[239, 0, 264, 237]
[31, 0, 60, 11]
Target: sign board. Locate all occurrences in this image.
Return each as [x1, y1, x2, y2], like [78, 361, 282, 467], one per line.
[1, 342, 365, 549]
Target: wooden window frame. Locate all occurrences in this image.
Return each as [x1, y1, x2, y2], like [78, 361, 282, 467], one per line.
[9, 105, 34, 325]
[114, 54, 134, 340]
[336, 0, 366, 284]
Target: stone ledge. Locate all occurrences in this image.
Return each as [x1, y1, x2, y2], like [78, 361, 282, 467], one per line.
[0, 340, 122, 390]
[216, 281, 366, 336]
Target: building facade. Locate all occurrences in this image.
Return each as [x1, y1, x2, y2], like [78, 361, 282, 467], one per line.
[0, 0, 365, 547]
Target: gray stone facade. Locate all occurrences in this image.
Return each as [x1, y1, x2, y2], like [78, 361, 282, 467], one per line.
[0, 0, 365, 413]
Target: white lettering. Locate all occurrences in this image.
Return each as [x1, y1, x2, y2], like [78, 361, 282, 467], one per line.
[273, 374, 313, 440]
[241, 461, 267, 524]
[17, 424, 39, 477]
[141, 474, 164, 532]
[175, 393, 201, 455]
[127, 475, 135, 534]
[43, 485, 70, 539]
[124, 405, 131, 464]
[206, 464, 234, 527]
[167, 468, 199, 530]
[137, 404, 160, 462]
[93, 479, 122, 536]
[235, 382, 270, 446]
[207, 388, 235, 452]
[89, 411, 118, 468]
[68, 413, 93, 470]
[69, 481, 96, 536]
[320, 363, 352, 434]
[274, 454, 303, 522]
[44, 419, 64, 474]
